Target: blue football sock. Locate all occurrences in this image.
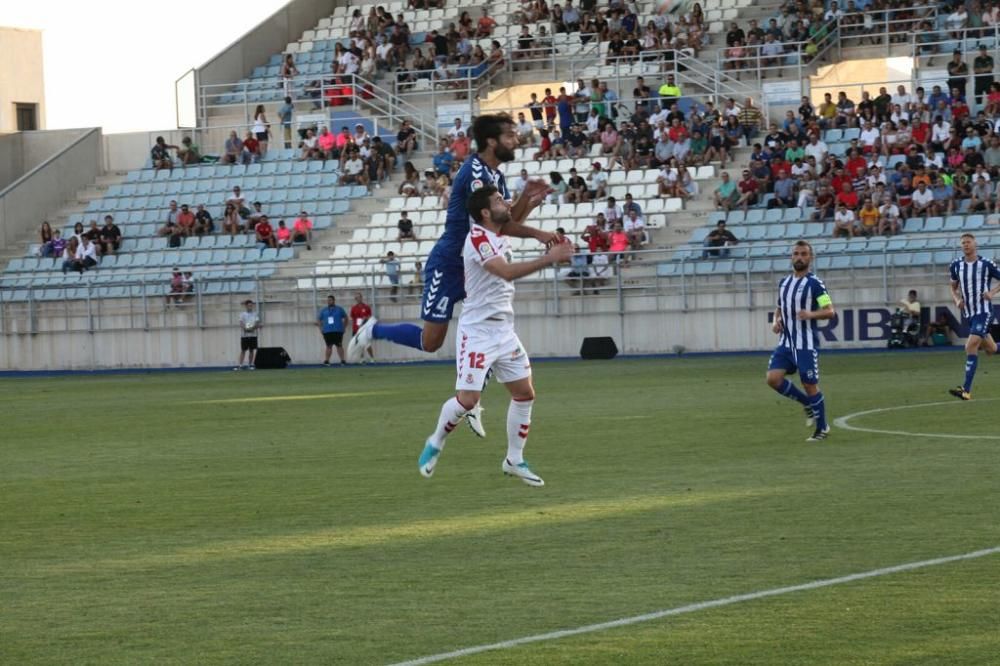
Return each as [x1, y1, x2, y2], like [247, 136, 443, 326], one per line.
[774, 378, 810, 405]
[808, 392, 827, 431]
[371, 322, 424, 351]
[963, 354, 979, 392]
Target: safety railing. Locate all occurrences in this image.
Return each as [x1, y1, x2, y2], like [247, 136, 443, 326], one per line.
[2, 232, 994, 336]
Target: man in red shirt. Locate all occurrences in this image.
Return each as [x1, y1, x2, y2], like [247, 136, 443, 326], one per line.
[845, 149, 867, 179]
[835, 181, 859, 210]
[582, 213, 609, 253]
[176, 204, 196, 236]
[255, 215, 276, 248]
[349, 292, 375, 363]
[476, 8, 497, 37]
[542, 88, 558, 124]
[737, 170, 760, 211]
[293, 211, 313, 250]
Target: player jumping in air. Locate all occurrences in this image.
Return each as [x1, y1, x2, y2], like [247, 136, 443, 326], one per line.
[417, 186, 573, 486]
[948, 233, 1000, 400]
[347, 114, 555, 437]
[765, 240, 836, 441]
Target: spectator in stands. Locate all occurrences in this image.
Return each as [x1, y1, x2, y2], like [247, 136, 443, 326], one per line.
[315, 127, 336, 161]
[879, 200, 902, 236]
[396, 120, 418, 158]
[566, 168, 588, 203]
[397, 210, 417, 241]
[341, 148, 370, 191]
[623, 209, 646, 251]
[150, 136, 177, 171]
[298, 128, 321, 161]
[833, 203, 858, 238]
[281, 54, 299, 98]
[255, 216, 276, 249]
[98, 215, 121, 255]
[476, 7, 497, 37]
[587, 162, 608, 200]
[61, 237, 82, 274]
[176, 204, 196, 237]
[702, 221, 739, 259]
[450, 130, 470, 161]
[769, 170, 796, 209]
[273, 220, 291, 248]
[910, 181, 935, 217]
[433, 139, 453, 175]
[158, 218, 184, 247]
[973, 45, 995, 106]
[38, 221, 53, 257]
[603, 196, 623, 224]
[738, 98, 764, 143]
[292, 211, 313, 250]
[220, 131, 243, 165]
[251, 105, 270, 158]
[78, 235, 99, 270]
[278, 96, 294, 149]
[657, 74, 681, 108]
[221, 203, 242, 236]
[971, 175, 994, 212]
[247, 201, 266, 231]
[515, 113, 536, 146]
[177, 137, 203, 166]
[737, 170, 760, 211]
[713, 172, 739, 211]
[381, 250, 401, 301]
[194, 204, 214, 235]
[582, 214, 609, 253]
[242, 130, 262, 164]
[399, 161, 420, 198]
[167, 268, 186, 306]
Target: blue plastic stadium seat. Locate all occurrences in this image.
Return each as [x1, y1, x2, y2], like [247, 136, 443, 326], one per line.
[842, 128, 861, 141]
[745, 226, 767, 242]
[657, 262, 680, 277]
[764, 208, 783, 223]
[966, 214, 986, 229]
[924, 217, 945, 232]
[726, 210, 745, 225]
[933, 250, 954, 264]
[850, 254, 872, 269]
[786, 223, 805, 237]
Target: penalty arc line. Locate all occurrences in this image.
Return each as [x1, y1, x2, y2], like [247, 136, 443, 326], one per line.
[387, 545, 1000, 666]
[833, 398, 1000, 440]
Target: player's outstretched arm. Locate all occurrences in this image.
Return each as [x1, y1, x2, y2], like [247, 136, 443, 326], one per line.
[483, 242, 573, 282]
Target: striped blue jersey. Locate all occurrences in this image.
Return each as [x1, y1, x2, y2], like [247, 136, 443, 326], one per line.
[776, 273, 832, 350]
[432, 154, 510, 268]
[950, 256, 1000, 318]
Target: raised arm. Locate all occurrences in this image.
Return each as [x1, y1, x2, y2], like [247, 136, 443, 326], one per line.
[482, 242, 573, 281]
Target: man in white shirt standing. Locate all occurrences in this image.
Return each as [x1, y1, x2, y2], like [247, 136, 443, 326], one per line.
[447, 117, 464, 139]
[804, 134, 829, 163]
[417, 186, 573, 486]
[235, 299, 261, 370]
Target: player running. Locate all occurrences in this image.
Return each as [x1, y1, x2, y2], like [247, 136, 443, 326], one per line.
[765, 240, 836, 441]
[947, 233, 1000, 400]
[417, 186, 573, 486]
[347, 114, 555, 437]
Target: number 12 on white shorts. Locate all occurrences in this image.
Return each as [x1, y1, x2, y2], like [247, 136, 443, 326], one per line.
[455, 323, 532, 391]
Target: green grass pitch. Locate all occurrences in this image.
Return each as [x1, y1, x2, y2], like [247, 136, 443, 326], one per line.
[2, 352, 999, 665]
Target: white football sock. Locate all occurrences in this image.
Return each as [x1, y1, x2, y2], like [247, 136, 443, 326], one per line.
[506, 398, 534, 464]
[429, 396, 471, 449]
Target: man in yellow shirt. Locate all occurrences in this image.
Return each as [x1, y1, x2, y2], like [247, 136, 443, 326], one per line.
[858, 198, 880, 237]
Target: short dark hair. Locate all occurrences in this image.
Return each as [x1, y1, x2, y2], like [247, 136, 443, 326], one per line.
[327, 294, 336, 300]
[471, 114, 513, 151]
[467, 185, 499, 224]
[794, 239, 813, 256]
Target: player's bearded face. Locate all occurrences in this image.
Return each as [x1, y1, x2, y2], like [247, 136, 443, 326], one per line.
[792, 249, 811, 271]
[491, 201, 511, 226]
[495, 127, 517, 162]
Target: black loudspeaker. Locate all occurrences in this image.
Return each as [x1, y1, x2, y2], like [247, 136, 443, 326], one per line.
[580, 337, 618, 360]
[255, 347, 291, 369]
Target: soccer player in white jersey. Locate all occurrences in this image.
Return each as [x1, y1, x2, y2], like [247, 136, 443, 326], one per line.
[947, 233, 1000, 400]
[417, 186, 573, 486]
[765, 240, 837, 441]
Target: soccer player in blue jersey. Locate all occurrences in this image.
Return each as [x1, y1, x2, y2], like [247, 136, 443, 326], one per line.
[765, 240, 837, 441]
[347, 114, 555, 434]
[947, 233, 1000, 400]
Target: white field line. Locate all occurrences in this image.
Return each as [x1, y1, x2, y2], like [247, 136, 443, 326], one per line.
[833, 398, 1000, 440]
[387, 545, 1000, 666]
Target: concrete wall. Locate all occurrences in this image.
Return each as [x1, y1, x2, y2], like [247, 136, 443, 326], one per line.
[0, 133, 25, 191]
[0, 281, 959, 371]
[196, 0, 338, 89]
[0, 27, 46, 133]
[0, 128, 102, 248]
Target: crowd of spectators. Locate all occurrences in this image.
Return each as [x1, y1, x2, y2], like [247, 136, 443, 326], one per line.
[710, 74, 1000, 247]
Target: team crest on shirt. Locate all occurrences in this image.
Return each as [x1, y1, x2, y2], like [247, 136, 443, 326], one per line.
[477, 242, 495, 259]
[470, 179, 484, 191]
[466, 373, 475, 384]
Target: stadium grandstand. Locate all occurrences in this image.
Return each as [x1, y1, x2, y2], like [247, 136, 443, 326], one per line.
[2, 0, 999, 370]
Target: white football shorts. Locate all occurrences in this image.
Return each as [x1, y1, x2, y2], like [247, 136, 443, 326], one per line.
[454, 321, 532, 390]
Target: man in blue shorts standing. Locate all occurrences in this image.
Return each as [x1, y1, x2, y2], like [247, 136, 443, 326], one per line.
[348, 114, 555, 434]
[765, 240, 836, 441]
[948, 233, 1000, 400]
